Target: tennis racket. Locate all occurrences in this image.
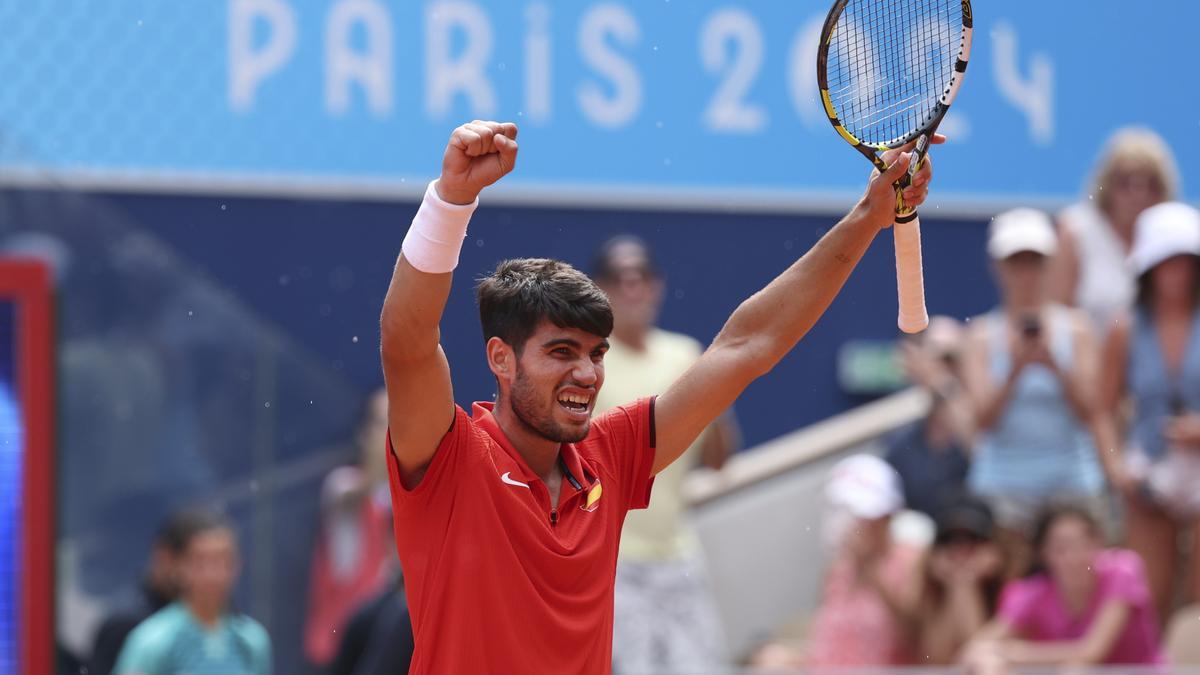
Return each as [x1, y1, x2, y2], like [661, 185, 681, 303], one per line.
[817, 0, 973, 333]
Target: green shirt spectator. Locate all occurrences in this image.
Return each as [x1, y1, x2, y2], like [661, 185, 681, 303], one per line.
[114, 602, 270, 675]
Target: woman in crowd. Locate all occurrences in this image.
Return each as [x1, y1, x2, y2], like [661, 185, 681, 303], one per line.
[909, 495, 1006, 664]
[964, 505, 1163, 668]
[1097, 201, 1200, 623]
[802, 454, 923, 667]
[1050, 127, 1179, 333]
[961, 208, 1106, 568]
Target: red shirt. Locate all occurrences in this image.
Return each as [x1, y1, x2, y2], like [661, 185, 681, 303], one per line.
[387, 398, 657, 674]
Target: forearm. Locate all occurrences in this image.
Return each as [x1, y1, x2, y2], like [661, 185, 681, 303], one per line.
[998, 638, 1097, 666]
[712, 207, 881, 373]
[1054, 365, 1096, 424]
[974, 369, 1021, 431]
[380, 258, 453, 364]
[946, 583, 989, 638]
[1090, 413, 1127, 484]
[381, 181, 476, 364]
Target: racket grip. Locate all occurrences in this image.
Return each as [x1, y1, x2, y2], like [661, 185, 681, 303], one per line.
[893, 214, 929, 334]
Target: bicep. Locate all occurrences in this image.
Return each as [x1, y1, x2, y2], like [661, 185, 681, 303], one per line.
[653, 344, 754, 475]
[383, 345, 455, 485]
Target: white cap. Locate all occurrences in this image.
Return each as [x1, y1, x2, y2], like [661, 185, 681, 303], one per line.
[987, 208, 1058, 260]
[1129, 202, 1200, 275]
[825, 454, 904, 519]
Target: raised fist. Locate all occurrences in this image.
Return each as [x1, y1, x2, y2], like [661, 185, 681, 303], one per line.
[436, 120, 519, 205]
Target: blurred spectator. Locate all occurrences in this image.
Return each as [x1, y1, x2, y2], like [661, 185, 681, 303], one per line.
[886, 316, 975, 518]
[591, 235, 740, 673]
[1051, 127, 1180, 333]
[328, 570, 413, 675]
[964, 504, 1164, 667]
[89, 510, 213, 675]
[304, 388, 394, 667]
[909, 494, 1005, 664]
[1097, 201, 1200, 622]
[803, 454, 921, 667]
[961, 209, 1106, 553]
[114, 511, 271, 674]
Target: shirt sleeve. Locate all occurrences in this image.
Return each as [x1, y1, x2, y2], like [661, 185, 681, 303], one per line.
[386, 405, 472, 504]
[112, 625, 167, 675]
[250, 623, 273, 675]
[589, 397, 657, 511]
[997, 578, 1041, 634]
[1100, 549, 1152, 607]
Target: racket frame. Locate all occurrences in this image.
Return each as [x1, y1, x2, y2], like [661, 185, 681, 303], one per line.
[816, 0, 973, 332]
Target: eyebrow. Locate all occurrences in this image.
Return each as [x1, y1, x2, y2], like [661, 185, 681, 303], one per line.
[542, 338, 610, 352]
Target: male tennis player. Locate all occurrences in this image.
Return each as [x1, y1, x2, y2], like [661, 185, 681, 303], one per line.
[382, 120, 938, 673]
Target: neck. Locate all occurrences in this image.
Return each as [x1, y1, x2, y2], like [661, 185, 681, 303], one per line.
[1059, 570, 1098, 609]
[1005, 298, 1044, 316]
[612, 324, 649, 352]
[185, 594, 225, 629]
[493, 400, 562, 482]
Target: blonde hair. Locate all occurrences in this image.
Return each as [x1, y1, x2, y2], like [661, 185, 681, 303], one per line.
[1091, 127, 1180, 215]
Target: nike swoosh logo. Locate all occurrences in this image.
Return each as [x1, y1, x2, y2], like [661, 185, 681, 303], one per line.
[500, 472, 530, 488]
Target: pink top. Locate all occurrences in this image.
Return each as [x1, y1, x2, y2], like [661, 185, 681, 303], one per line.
[998, 548, 1164, 665]
[806, 545, 920, 667]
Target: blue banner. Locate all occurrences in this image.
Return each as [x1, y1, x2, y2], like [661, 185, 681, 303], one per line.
[0, 1, 1195, 205]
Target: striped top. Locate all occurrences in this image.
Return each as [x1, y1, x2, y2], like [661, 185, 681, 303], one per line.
[114, 602, 270, 675]
[968, 307, 1103, 497]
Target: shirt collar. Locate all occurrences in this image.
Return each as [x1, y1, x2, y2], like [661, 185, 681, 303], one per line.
[472, 401, 597, 491]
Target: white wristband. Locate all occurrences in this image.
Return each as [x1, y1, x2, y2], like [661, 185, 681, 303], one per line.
[401, 180, 479, 273]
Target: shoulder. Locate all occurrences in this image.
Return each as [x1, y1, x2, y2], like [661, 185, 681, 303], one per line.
[590, 397, 653, 437]
[650, 329, 704, 356]
[1000, 573, 1052, 609]
[1057, 202, 1102, 236]
[229, 614, 272, 653]
[118, 606, 185, 665]
[1099, 548, 1147, 579]
[1055, 305, 1097, 342]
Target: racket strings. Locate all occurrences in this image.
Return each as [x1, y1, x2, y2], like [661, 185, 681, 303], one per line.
[826, 0, 961, 146]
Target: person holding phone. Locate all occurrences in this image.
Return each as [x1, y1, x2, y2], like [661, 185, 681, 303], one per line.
[1095, 202, 1200, 623]
[961, 209, 1107, 572]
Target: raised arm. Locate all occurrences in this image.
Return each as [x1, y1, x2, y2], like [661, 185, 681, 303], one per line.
[381, 121, 518, 486]
[652, 140, 940, 474]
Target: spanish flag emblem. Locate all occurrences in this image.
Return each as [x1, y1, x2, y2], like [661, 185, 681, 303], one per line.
[582, 481, 603, 512]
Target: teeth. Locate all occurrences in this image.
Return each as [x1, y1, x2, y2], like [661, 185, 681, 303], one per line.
[558, 393, 590, 406]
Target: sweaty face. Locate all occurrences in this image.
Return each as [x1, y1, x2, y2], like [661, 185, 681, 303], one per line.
[507, 323, 608, 443]
[179, 528, 240, 604]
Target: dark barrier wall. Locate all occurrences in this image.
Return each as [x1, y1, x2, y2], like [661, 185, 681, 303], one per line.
[108, 190, 1000, 444]
[3, 188, 1002, 673]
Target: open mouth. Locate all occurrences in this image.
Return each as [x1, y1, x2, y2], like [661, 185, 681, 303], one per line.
[557, 391, 591, 416]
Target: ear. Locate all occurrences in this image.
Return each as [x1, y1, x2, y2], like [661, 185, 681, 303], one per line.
[486, 336, 516, 384]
